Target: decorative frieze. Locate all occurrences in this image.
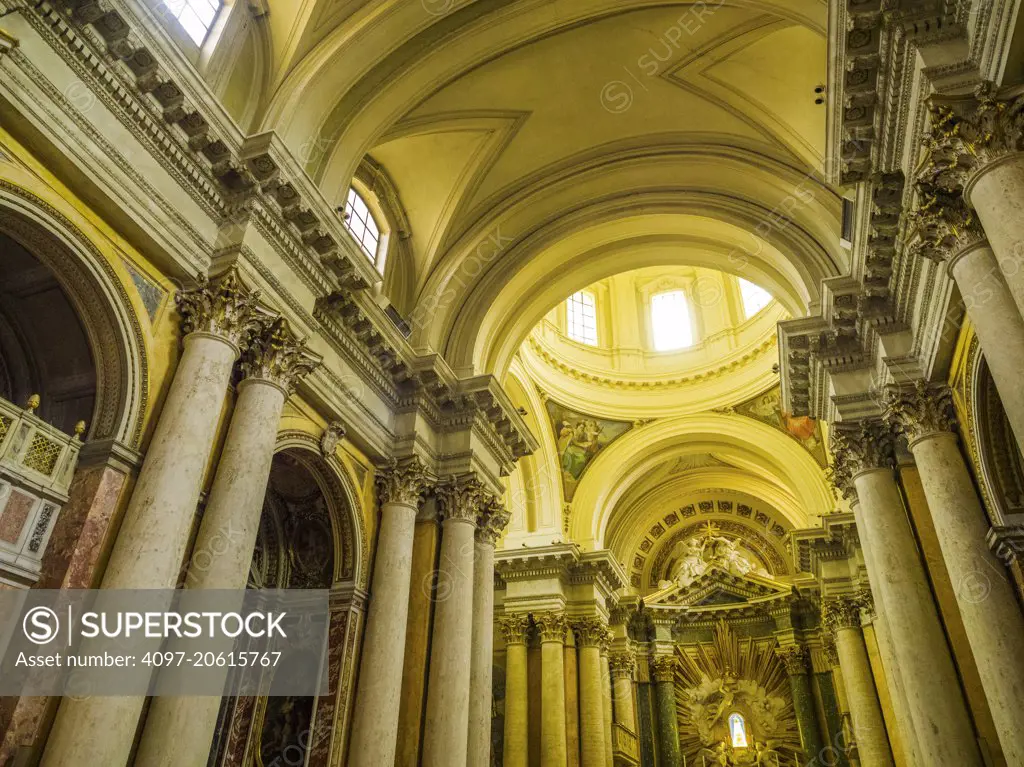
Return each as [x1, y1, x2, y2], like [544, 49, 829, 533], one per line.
[174, 268, 262, 350]
[240, 317, 322, 393]
[884, 381, 957, 444]
[533, 611, 568, 643]
[775, 645, 810, 676]
[650, 655, 677, 683]
[498, 614, 530, 646]
[375, 456, 430, 507]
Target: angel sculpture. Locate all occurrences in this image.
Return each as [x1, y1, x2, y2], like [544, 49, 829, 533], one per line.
[671, 536, 709, 587]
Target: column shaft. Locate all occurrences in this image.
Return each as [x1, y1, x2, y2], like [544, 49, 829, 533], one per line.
[949, 242, 1024, 453]
[612, 674, 636, 732]
[600, 651, 613, 767]
[778, 648, 826, 763]
[501, 616, 530, 767]
[967, 156, 1024, 318]
[468, 539, 496, 767]
[564, 636, 581, 767]
[835, 626, 893, 767]
[348, 500, 419, 767]
[422, 515, 476, 767]
[135, 376, 288, 766]
[42, 331, 240, 767]
[536, 613, 568, 767]
[853, 467, 981, 765]
[909, 431, 1024, 764]
[651, 657, 680, 767]
[578, 644, 606, 767]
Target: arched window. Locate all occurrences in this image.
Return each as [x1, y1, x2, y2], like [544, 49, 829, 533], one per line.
[342, 188, 382, 268]
[651, 290, 693, 350]
[729, 712, 748, 748]
[164, 0, 222, 44]
[566, 291, 598, 345]
[739, 278, 772, 318]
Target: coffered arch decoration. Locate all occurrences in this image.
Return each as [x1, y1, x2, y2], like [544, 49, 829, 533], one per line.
[0, 183, 147, 446]
[272, 432, 369, 588]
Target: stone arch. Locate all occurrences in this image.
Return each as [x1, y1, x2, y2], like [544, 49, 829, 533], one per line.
[0, 182, 147, 446]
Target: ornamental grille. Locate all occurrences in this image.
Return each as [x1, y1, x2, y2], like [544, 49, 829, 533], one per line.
[22, 433, 62, 476]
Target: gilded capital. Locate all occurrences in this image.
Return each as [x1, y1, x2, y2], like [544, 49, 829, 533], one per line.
[375, 456, 430, 507]
[533, 612, 567, 643]
[775, 645, 809, 676]
[476, 496, 510, 546]
[240, 317, 321, 393]
[830, 419, 896, 486]
[571, 617, 608, 648]
[436, 474, 486, 524]
[174, 268, 262, 350]
[609, 649, 638, 679]
[884, 381, 957, 445]
[650, 654, 677, 682]
[822, 595, 862, 632]
[498, 614, 530, 646]
[906, 182, 986, 262]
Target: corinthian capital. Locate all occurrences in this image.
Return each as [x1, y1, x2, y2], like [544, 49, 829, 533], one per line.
[922, 85, 1024, 188]
[775, 644, 809, 675]
[822, 595, 862, 632]
[375, 456, 430, 507]
[436, 474, 486, 524]
[175, 268, 262, 350]
[609, 648, 638, 679]
[906, 182, 987, 261]
[498, 614, 530, 646]
[240, 317, 321, 393]
[650, 655, 677, 682]
[884, 381, 957, 445]
[571, 617, 608, 648]
[476, 496, 510, 546]
[830, 419, 896, 488]
[533, 612, 567, 643]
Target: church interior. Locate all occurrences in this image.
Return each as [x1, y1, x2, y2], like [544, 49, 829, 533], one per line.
[1, 0, 1024, 765]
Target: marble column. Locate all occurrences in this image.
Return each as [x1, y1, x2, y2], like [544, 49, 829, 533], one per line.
[887, 382, 1024, 765]
[500, 615, 531, 767]
[422, 476, 485, 767]
[41, 269, 262, 767]
[823, 597, 893, 767]
[776, 645, 825, 764]
[908, 188, 1024, 454]
[609, 649, 638, 732]
[468, 500, 510, 767]
[348, 457, 430, 767]
[535, 612, 568, 767]
[651, 655, 680, 767]
[564, 632, 581, 767]
[573, 618, 607, 767]
[135, 318, 319, 766]
[600, 637, 614, 767]
[831, 421, 982, 766]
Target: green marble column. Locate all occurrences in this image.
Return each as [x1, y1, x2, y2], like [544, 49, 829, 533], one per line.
[777, 646, 825, 766]
[651, 656, 680, 767]
[815, 671, 850, 767]
[636, 682, 658, 767]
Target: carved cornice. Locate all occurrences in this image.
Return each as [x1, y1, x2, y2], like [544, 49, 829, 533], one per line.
[609, 648, 638, 679]
[533, 611, 568, 643]
[375, 456, 431, 507]
[498, 614, 530, 646]
[775, 644, 810, 675]
[830, 419, 896, 491]
[436, 474, 487, 524]
[240, 317, 322, 393]
[650, 654, 677, 682]
[884, 381, 957, 444]
[174, 268, 262, 351]
[822, 595, 862, 632]
[571, 617, 608, 648]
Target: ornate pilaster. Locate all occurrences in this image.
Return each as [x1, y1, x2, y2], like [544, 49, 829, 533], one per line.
[239, 317, 321, 392]
[775, 645, 810, 676]
[174, 268, 262, 351]
[375, 456, 430, 507]
[884, 381, 956, 445]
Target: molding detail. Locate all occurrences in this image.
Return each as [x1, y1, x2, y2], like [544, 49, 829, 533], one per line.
[375, 456, 430, 507]
[884, 381, 957, 444]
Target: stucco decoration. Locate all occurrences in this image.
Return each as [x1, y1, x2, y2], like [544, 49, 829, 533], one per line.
[662, 522, 771, 589]
[676, 622, 800, 765]
[543, 397, 632, 501]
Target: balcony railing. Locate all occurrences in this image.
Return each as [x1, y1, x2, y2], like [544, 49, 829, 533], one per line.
[611, 723, 640, 766]
[0, 395, 83, 586]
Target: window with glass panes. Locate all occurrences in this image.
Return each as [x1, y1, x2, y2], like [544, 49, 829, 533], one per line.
[651, 290, 693, 350]
[165, 0, 221, 45]
[342, 188, 382, 265]
[566, 291, 598, 345]
[738, 278, 771, 318]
